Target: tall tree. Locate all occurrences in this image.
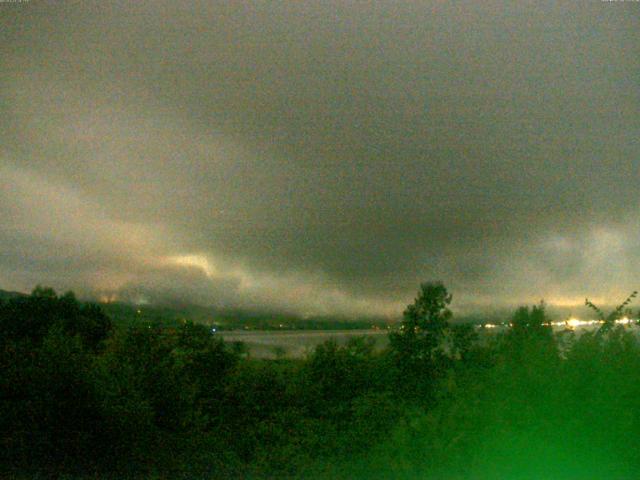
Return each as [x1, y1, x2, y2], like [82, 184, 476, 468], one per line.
[389, 282, 452, 400]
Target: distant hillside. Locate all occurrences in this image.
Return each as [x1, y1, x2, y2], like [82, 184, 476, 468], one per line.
[0, 289, 28, 302]
[96, 300, 395, 331]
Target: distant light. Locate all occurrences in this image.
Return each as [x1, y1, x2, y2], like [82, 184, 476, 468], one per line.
[484, 323, 496, 329]
[133, 296, 149, 306]
[617, 317, 632, 325]
[565, 318, 601, 328]
[99, 293, 118, 303]
[567, 318, 583, 328]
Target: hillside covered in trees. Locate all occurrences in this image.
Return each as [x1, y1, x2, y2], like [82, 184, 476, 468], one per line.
[2, 283, 640, 479]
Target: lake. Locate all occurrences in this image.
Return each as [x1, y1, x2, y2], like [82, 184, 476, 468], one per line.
[219, 329, 390, 358]
[219, 322, 640, 358]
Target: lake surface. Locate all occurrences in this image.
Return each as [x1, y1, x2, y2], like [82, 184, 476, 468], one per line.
[219, 329, 390, 358]
[219, 323, 640, 358]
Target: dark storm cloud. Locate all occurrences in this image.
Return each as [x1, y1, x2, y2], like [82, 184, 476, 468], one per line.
[1, 1, 639, 315]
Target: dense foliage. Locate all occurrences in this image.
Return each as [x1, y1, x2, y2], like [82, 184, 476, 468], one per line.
[2, 283, 640, 479]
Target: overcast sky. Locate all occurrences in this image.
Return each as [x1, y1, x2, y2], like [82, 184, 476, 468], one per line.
[1, 1, 639, 316]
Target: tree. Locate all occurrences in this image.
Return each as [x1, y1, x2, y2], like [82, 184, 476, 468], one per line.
[510, 301, 549, 337]
[302, 337, 377, 418]
[390, 282, 452, 361]
[389, 282, 453, 400]
[502, 301, 559, 373]
[0, 287, 112, 351]
[585, 291, 638, 334]
[451, 323, 478, 363]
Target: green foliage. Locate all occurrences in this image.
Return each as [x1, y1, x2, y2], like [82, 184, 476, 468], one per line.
[0, 286, 111, 350]
[303, 337, 378, 416]
[395, 282, 452, 349]
[501, 301, 559, 369]
[4, 283, 640, 479]
[450, 323, 479, 362]
[1, 326, 100, 474]
[585, 290, 638, 333]
[388, 281, 453, 402]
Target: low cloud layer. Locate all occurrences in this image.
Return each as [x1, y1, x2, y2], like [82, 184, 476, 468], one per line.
[1, 1, 639, 316]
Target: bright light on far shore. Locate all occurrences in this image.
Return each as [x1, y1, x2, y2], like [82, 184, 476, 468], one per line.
[561, 317, 637, 329]
[567, 318, 584, 329]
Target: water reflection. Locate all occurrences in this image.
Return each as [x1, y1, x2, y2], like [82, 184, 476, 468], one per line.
[219, 329, 389, 358]
[219, 320, 640, 358]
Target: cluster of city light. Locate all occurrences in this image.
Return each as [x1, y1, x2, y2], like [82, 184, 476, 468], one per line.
[479, 317, 637, 330]
[565, 318, 596, 328]
[562, 317, 636, 329]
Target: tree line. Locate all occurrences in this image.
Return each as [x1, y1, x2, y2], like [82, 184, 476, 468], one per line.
[2, 282, 640, 479]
